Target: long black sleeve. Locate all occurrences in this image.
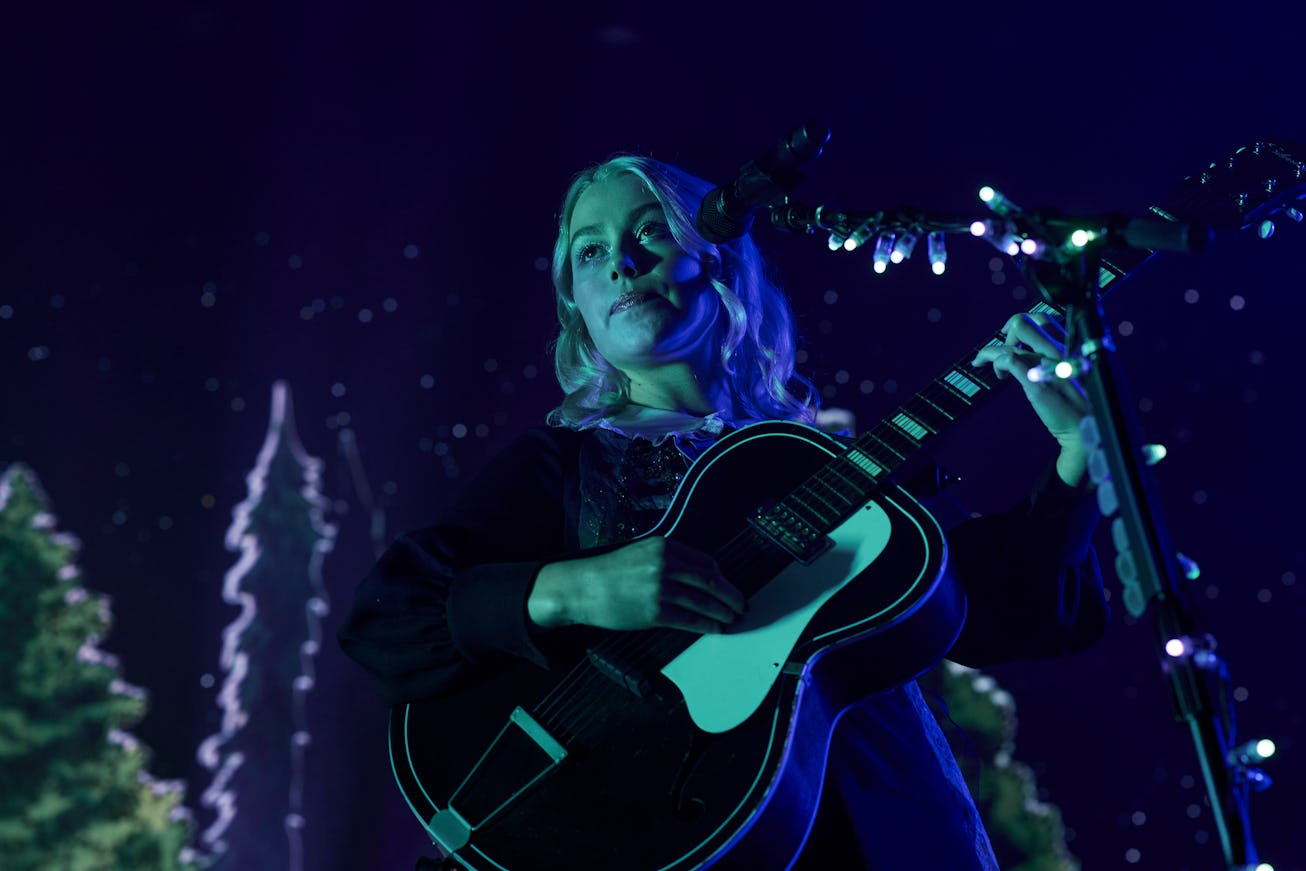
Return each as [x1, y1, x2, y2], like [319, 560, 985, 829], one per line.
[946, 461, 1108, 666]
[339, 429, 1108, 706]
[337, 427, 580, 705]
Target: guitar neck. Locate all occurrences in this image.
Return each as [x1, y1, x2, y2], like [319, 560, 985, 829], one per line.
[846, 208, 1170, 490]
[784, 271, 1132, 533]
[848, 299, 1060, 482]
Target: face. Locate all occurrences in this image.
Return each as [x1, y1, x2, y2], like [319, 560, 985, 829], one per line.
[567, 173, 719, 376]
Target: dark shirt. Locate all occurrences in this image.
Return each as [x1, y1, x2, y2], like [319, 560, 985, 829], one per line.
[339, 421, 1107, 868]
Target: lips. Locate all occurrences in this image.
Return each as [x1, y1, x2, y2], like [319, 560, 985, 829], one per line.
[610, 290, 658, 316]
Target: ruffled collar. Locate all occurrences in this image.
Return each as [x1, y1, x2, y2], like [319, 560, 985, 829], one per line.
[561, 405, 734, 447]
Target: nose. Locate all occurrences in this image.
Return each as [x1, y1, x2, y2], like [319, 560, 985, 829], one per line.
[608, 249, 640, 282]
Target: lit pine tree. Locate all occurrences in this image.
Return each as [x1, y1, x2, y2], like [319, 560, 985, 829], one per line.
[196, 381, 335, 870]
[0, 463, 196, 871]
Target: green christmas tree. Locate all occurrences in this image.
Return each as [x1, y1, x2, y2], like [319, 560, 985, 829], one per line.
[0, 463, 196, 871]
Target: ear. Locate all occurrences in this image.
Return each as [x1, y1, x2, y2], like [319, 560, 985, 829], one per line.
[702, 250, 725, 280]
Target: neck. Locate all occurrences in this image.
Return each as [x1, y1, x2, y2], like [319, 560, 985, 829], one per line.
[624, 358, 733, 418]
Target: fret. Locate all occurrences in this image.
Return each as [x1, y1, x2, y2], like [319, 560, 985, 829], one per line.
[867, 427, 914, 461]
[890, 410, 932, 440]
[791, 487, 841, 521]
[965, 364, 1002, 391]
[932, 376, 971, 404]
[844, 447, 885, 480]
[919, 380, 971, 418]
[808, 474, 854, 512]
[941, 368, 984, 399]
[912, 393, 957, 429]
[818, 463, 865, 499]
[786, 491, 820, 521]
[833, 460, 876, 496]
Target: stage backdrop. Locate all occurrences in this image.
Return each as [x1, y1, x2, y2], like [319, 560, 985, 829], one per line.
[6, 2, 1304, 869]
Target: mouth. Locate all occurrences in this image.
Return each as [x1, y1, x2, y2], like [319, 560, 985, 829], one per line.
[610, 290, 659, 316]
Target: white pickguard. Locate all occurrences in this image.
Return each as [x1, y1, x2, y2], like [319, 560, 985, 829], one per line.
[661, 497, 924, 734]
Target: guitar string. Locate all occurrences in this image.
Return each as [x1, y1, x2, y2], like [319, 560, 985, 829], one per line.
[534, 518, 777, 723]
[534, 657, 608, 723]
[548, 669, 615, 741]
[534, 525, 781, 740]
[530, 530, 779, 729]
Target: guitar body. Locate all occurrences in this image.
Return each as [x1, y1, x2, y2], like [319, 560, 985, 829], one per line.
[390, 421, 966, 870]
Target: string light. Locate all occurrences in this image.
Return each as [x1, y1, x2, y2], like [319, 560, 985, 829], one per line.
[872, 233, 894, 273]
[890, 232, 918, 263]
[927, 232, 947, 275]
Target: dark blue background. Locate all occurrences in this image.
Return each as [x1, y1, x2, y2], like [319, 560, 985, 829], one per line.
[7, 2, 1304, 868]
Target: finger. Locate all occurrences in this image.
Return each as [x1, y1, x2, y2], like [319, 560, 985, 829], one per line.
[973, 348, 1086, 398]
[971, 345, 1039, 380]
[656, 603, 730, 635]
[1028, 310, 1064, 334]
[1003, 309, 1064, 335]
[1003, 315, 1063, 358]
[668, 571, 746, 616]
[661, 537, 721, 571]
[662, 539, 745, 612]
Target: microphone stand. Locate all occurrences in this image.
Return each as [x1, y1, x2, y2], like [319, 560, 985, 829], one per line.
[1019, 235, 1262, 871]
[768, 196, 1275, 870]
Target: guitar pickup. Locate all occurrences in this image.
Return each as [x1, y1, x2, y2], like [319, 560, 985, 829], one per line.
[748, 501, 833, 565]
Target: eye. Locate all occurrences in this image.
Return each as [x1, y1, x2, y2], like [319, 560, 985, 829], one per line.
[573, 242, 606, 265]
[636, 221, 670, 242]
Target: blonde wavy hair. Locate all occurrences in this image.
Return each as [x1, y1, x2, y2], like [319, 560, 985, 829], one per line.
[547, 155, 817, 428]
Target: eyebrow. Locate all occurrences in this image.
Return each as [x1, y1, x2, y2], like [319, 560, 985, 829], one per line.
[569, 202, 666, 249]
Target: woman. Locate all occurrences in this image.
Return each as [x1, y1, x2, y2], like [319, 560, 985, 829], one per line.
[339, 155, 1107, 869]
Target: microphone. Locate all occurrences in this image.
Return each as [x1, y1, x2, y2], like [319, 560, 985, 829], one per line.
[695, 119, 831, 243]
